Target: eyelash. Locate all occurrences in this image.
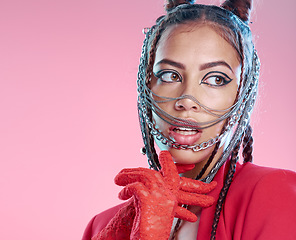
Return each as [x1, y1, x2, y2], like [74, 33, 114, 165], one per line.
[153, 70, 182, 83]
[201, 71, 232, 87]
[153, 70, 232, 86]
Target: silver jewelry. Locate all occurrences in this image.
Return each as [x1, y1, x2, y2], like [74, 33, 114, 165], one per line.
[137, 4, 260, 172]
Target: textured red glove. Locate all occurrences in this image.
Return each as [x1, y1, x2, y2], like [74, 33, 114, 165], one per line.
[92, 151, 216, 240]
[92, 199, 135, 240]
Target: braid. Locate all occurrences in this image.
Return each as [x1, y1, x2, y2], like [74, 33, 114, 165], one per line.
[242, 124, 253, 163]
[196, 141, 220, 180]
[145, 21, 166, 83]
[136, 3, 258, 239]
[140, 112, 159, 170]
[170, 218, 182, 239]
[141, 20, 167, 170]
[197, 120, 230, 180]
[210, 141, 241, 239]
[170, 139, 222, 238]
[148, 110, 161, 169]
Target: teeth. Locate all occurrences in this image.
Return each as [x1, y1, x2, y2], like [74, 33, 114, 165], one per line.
[174, 128, 198, 135]
[177, 127, 195, 131]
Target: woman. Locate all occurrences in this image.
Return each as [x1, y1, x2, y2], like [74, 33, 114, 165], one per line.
[83, 0, 296, 239]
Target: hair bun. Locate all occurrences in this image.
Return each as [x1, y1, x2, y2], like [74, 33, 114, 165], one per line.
[221, 0, 252, 23]
[165, 0, 195, 12]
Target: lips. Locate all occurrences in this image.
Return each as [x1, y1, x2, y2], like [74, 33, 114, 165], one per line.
[169, 125, 202, 146]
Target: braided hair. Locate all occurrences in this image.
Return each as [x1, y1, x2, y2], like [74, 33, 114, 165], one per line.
[137, 0, 258, 238]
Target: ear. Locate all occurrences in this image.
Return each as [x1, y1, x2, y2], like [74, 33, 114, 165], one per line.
[221, 0, 252, 23]
[165, 0, 195, 12]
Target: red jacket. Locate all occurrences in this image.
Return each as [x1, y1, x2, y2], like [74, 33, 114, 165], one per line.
[82, 162, 296, 239]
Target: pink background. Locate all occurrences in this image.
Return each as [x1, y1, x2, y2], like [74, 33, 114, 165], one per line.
[1, 0, 295, 239]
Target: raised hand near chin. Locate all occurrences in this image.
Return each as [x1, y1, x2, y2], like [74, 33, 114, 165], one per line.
[114, 151, 216, 240]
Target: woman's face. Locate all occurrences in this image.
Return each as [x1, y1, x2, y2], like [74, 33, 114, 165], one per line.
[149, 23, 241, 174]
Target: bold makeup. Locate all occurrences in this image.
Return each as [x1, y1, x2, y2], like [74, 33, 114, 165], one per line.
[169, 125, 202, 146]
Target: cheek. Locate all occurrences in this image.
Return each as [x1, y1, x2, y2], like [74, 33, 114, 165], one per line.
[213, 121, 226, 136]
[214, 85, 239, 110]
[152, 114, 170, 151]
[202, 120, 225, 141]
[153, 113, 164, 129]
[225, 89, 238, 106]
[149, 77, 160, 94]
[150, 80, 181, 100]
[152, 112, 171, 137]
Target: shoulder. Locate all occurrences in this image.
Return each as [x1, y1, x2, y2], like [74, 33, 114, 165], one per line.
[229, 162, 296, 210]
[82, 203, 126, 240]
[232, 162, 296, 197]
[226, 163, 296, 239]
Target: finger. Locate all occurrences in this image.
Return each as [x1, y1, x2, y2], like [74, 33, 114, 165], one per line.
[177, 191, 215, 207]
[174, 206, 198, 222]
[180, 178, 217, 193]
[118, 182, 149, 201]
[158, 151, 179, 188]
[115, 168, 164, 189]
[175, 163, 196, 174]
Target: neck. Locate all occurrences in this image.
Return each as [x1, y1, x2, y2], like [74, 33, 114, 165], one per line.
[180, 145, 225, 180]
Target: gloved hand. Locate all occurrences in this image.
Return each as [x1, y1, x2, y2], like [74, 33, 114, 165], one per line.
[93, 151, 216, 240]
[91, 199, 135, 240]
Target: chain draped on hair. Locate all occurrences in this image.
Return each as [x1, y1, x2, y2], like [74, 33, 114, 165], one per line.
[138, 4, 259, 172]
[136, 2, 259, 239]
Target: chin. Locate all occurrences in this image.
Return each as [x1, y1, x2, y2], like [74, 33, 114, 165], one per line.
[155, 135, 220, 166]
[158, 142, 215, 165]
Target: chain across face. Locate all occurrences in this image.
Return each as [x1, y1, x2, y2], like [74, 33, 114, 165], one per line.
[137, 5, 259, 170]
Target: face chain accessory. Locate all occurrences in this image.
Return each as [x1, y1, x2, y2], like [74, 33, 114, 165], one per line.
[137, 4, 260, 172]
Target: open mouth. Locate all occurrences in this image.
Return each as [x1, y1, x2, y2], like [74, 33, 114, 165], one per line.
[169, 126, 202, 146]
[173, 127, 199, 136]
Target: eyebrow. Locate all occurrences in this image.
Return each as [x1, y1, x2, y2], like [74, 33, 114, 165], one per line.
[199, 61, 233, 73]
[154, 59, 185, 70]
[155, 59, 234, 73]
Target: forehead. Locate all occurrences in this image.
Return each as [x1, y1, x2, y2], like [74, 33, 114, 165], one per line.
[155, 23, 241, 67]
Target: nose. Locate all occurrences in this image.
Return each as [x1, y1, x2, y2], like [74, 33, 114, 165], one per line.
[175, 96, 200, 112]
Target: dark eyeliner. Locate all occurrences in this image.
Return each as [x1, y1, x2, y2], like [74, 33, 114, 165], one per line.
[153, 70, 163, 78]
[153, 69, 182, 82]
[200, 71, 232, 86]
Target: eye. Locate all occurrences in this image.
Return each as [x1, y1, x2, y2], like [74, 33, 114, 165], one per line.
[154, 70, 182, 83]
[206, 76, 227, 86]
[201, 71, 232, 87]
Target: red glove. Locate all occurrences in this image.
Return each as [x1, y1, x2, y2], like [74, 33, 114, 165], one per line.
[92, 199, 135, 240]
[93, 151, 216, 240]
